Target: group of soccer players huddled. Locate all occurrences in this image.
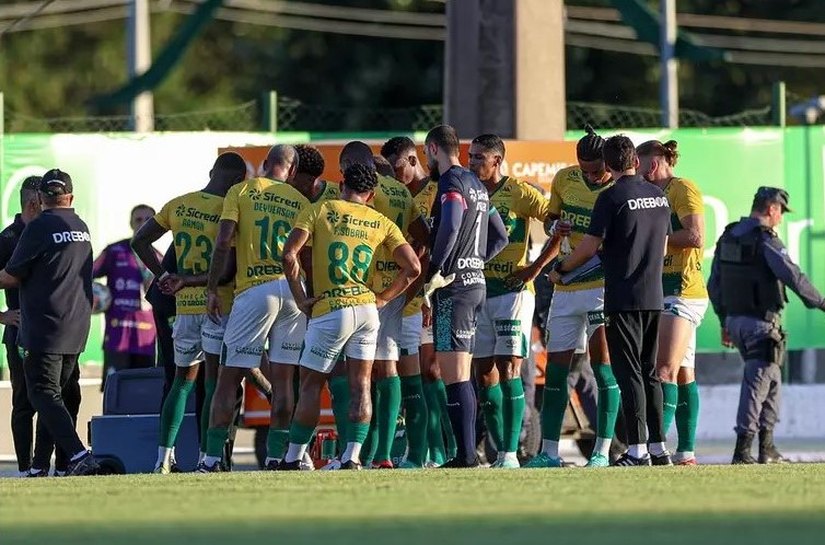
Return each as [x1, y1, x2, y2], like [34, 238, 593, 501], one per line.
[131, 122, 706, 472]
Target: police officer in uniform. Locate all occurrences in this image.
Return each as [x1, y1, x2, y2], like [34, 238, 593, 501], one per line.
[708, 187, 825, 465]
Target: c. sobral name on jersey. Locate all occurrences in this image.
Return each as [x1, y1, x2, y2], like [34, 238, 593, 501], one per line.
[333, 214, 381, 239]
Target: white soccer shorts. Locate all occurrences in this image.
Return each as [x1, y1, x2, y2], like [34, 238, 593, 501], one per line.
[172, 313, 228, 367]
[300, 304, 379, 374]
[375, 296, 405, 361]
[475, 291, 533, 359]
[221, 279, 306, 369]
[546, 287, 605, 353]
[400, 312, 423, 356]
[662, 296, 709, 369]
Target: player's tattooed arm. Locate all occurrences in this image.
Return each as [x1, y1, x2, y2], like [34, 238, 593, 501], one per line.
[379, 243, 421, 308]
[205, 219, 237, 322]
[131, 218, 168, 278]
[283, 227, 319, 316]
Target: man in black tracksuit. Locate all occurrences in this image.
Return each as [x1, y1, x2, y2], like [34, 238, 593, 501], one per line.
[549, 135, 672, 466]
[0, 169, 99, 476]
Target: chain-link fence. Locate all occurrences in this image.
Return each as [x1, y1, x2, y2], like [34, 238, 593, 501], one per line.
[4, 101, 260, 133]
[2, 93, 792, 134]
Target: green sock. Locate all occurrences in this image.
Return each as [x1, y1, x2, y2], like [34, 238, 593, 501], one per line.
[434, 379, 457, 458]
[501, 378, 526, 453]
[361, 387, 380, 465]
[374, 376, 402, 463]
[348, 421, 370, 444]
[328, 375, 350, 455]
[288, 421, 315, 446]
[266, 428, 289, 460]
[479, 383, 505, 451]
[199, 377, 216, 452]
[205, 426, 229, 458]
[593, 364, 620, 439]
[662, 381, 679, 435]
[676, 381, 700, 454]
[159, 377, 195, 448]
[400, 375, 428, 466]
[422, 380, 446, 464]
[540, 364, 569, 441]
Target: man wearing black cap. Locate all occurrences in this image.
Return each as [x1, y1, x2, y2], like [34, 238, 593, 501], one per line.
[0, 169, 99, 476]
[709, 186, 825, 465]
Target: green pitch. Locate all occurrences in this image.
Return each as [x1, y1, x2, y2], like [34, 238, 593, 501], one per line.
[2, 465, 825, 545]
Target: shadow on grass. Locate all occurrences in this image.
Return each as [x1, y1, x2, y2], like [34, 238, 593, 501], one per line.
[3, 511, 824, 545]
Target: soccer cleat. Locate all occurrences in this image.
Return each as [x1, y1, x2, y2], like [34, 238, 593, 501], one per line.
[320, 458, 343, 471]
[25, 468, 49, 478]
[264, 459, 281, 471]
[675, 457, 698, 466]
[398, 460, 423, 469]
[651, 452, 674, 466]
[424, 461, 440, 469]
[585, 453, 610, 468]
[498, 458, 520, 469]
[612, 452, 652, 467]
[277, 460, 302, 471]
[341, 460, 363, 470]
[523, 452, 564, 468]
[440, 457, 480, 469]
[66, 452, 101, 476]
[153, 463, 172, 475]
[371, 460, 394, 469]
[53, 470, 67, 477]
[196, 460, 226, 473]
[300, 452, 316, 471]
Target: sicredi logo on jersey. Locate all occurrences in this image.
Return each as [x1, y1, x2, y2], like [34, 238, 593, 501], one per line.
[627, 196, 669, 210]
[52, 231, 91, 244]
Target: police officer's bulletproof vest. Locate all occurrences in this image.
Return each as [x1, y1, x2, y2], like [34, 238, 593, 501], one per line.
[718, 222, 787, 318]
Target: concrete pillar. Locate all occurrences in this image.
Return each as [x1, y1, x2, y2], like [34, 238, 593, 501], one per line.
[444, 0, 566, 140]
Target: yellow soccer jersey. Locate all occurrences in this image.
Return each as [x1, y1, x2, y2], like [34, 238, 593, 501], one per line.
[221, 177, 310, 295]
[548, 166, 614, 292]
[663, 177, 708, 299]
[403, 180, 438, 317]
[485, 177, 552, 297]
[310, 180, 340, 203]
[155, 191, 233, 315]
[294, 200, 407, 318]
[369, 175, 419, 294]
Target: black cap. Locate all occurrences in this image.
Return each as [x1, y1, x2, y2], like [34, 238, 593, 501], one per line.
[40, 169, 73, 197]
[753, 186, 792, 213]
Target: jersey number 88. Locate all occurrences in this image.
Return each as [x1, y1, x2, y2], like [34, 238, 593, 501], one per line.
[328, 242, 373, 285]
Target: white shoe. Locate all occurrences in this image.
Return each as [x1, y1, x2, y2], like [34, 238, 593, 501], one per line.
[300, 452, 316, 471]
[320, 458, 343, 471]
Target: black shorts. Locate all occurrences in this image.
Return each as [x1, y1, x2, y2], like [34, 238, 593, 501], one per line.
[432, 285, 485, 353]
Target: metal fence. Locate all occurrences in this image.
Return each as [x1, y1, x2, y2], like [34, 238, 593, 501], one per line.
[2, 93, 788, 134]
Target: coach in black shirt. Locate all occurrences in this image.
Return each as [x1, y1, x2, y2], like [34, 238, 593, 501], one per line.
[550, 135, 672, 466]
[0, 169, 99, 476]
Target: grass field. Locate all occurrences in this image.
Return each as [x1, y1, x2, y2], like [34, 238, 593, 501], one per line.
[2, 464, 825, 545]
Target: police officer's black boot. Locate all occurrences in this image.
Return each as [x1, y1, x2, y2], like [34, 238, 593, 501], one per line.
[731, 433, 757, 465]
[758, 429, 789, 464]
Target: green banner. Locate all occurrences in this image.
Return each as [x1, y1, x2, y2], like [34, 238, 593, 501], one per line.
[0, 128, 823, 367]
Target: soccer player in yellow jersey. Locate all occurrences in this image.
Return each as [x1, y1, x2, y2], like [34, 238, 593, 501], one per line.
[637, 140, 708, 465]
[131, 152, 246, 474]
[280, 163, 421, 470]
[525, 128, 620, 468]
[468, 134, 553, 468]
[293, 145, 340, 204]
[382, 136, 453, 467]
[197, 145, 311, 473]
[338, 142, 429, 469]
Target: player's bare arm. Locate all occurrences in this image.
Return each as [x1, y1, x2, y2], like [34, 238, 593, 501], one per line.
[283, 227, 317, 315]
[668, 213, 704, 248]
[205, 219, 237, 322]
[131, 217, 168, 278]
[551, 233, 602, 283]
[376, 243, 421, 308]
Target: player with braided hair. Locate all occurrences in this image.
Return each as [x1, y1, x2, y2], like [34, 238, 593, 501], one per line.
[525, 126, 619, 468]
